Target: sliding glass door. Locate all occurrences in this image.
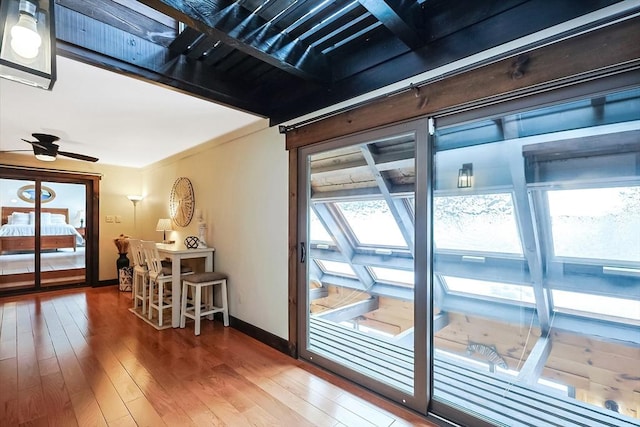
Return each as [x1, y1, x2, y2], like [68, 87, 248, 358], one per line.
[0, 178, 36, 291]
[430, 86, 640, 425]
[0, 175, 89, 294]
[297, 82, 639, 426]
[298, 119, 429, 410]
[39, 180, 86, 288]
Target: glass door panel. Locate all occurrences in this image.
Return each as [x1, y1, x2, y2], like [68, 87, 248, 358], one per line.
[431, 86, 640, 425]
[40, 181, 86, 288]
[300, 121, 426, 409]
[0, 178, 36, 292]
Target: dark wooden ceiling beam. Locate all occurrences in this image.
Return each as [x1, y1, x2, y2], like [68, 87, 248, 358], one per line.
[56, 0, 177, 47]
[55, 5, 268, 116]
[271, 0, 626, 124]
[284, 16, 640, 149]
[357, 0, 424, 49]
[137, 0, 330, 82]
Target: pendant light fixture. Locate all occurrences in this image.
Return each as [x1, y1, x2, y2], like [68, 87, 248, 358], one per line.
[0, 0, 56, 90]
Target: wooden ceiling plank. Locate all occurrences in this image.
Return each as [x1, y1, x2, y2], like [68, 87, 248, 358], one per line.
[168, 26, 202, 55]
[281, 13, 640, 135]
[55, 7, 269, 116]
[297, 2, 362, 45]
[138, 0, 330, 82]
[357, 0, 423, 49]
[273, 0, 624, 123]
[56, 0, 177, 47]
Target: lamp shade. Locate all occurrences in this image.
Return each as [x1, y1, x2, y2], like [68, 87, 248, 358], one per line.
[127, 195, 143, 206]
[156, 218, 173, 243]
[155, 218, 173, 232]
[0, 0, 56, 90]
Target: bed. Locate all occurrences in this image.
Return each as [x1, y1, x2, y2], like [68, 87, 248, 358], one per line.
[0, 207, 84, 253]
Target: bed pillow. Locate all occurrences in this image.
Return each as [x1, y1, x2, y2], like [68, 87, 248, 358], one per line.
[41, 212, 52, 225]
[10, 212, 29, 225]
[51, 214, 67, 224]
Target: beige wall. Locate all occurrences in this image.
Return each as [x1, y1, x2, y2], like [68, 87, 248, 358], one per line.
[1, 119, 289, 339]
[140, 120, 289, 339]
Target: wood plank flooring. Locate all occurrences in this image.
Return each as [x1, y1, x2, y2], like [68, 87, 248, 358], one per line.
[0, 287, 436, 426]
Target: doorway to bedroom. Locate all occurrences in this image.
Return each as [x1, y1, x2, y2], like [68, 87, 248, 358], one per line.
[0, 168, 99, 295]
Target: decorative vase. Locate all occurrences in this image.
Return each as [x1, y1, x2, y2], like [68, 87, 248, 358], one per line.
[116, 252, 130, 274]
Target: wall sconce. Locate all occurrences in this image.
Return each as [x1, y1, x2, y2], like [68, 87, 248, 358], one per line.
[0, 0, 56, 90]
[155, 218, 173, 244]
[457, 163, 473, 188]
[127, 195, 143, 229]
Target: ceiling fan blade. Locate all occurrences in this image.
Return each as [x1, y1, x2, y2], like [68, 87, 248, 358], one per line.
[23, 138, 59, 159]
[58, 150, 99, 162]
[32, 133, 60, 144]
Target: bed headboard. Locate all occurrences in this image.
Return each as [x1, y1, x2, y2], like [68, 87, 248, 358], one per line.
[1, 207, 69, 225]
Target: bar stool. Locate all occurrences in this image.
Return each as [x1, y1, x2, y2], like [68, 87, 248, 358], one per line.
[129, 239, 149, 314]
[180, 272, 229, 335]
[142, 240, 192, 327]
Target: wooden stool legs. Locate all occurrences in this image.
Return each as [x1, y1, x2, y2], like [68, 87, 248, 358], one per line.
[180, 272, 229, 335]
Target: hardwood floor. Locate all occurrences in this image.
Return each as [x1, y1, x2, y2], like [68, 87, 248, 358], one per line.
[0, 287, 436, 426]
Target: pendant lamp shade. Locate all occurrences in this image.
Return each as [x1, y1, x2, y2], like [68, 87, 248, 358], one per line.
[0, 0, 56, 90]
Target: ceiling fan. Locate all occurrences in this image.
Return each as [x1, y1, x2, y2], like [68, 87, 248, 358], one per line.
[20, 133, 99, 162]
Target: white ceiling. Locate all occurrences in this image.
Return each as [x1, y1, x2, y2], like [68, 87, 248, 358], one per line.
[0, 56, 263, 168]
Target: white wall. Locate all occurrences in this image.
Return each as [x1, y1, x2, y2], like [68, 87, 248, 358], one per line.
[140, 120, 289, 339]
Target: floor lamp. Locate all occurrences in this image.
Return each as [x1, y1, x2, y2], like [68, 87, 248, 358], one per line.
[127, 195, 143, 229]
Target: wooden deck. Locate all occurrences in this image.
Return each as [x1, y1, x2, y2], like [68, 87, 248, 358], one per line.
[0, 287, 435, 426]
[309, 316, 638, 427]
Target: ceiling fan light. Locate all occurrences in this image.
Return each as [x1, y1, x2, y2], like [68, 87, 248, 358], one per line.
[35, 153, 56, 161]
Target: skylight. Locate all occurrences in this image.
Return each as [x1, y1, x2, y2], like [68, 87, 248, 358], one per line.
[370, 267, 414, 286]
[443, 276, 535, 304]
[309, 209, 334, 243]
[547, 186, 640, 263]
[434, 193, 523, 255]
[552, 290, 640, 321]
[316, 260, 356, 277]
[336, 200, 407, 247]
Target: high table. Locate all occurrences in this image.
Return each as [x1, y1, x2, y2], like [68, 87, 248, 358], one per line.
[156, 243, 215, 328]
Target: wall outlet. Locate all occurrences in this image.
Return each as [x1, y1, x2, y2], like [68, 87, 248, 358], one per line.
[105, 215, 114, 223]
[115, 215, 122, 223]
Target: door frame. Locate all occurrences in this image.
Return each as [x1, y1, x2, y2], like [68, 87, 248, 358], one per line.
[296, 118, 431, 413]
[0, 166, 100, 294]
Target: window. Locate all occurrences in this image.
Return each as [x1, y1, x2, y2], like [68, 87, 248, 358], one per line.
[434, 193, 523, 255]
[442, 276, 535, 304]
[315, 259, 356, 277]
[336, 200, 407, 247]
[547, 186, 640, 263]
